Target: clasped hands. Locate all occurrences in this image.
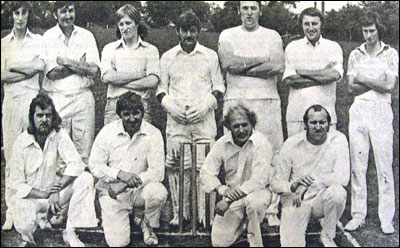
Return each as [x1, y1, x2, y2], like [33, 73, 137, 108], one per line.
[107, 171, 142, 199]
[291, 175, 314, 208]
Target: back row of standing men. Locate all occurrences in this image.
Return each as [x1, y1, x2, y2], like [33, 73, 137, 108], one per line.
[1, 1, 398, 247]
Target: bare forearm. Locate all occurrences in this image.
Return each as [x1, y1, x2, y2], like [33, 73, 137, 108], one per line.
[297, 69, 341, 84]
[349, 82, 370, 96]
[225, 55, 268, 74]
[62, 59, 99, 78]
[26, 188, 48, 199]
[283, 76, 320, 89]
[356, 74, 395, 94]
[244, 61, 284, 79]
[1, 69, 32, 84]
[58, 176, 75, 190]
[46, 66, 74, 80]
[7, 59, 45, 77]
[102, 70, 146, 86]
[122, 75, 159, 91]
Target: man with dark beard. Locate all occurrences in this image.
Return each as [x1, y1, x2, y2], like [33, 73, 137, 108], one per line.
[9, 93, 97, 247]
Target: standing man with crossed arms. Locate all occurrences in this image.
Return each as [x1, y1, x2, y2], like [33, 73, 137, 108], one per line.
[41, 1, 100, 164]
[218, 1, 284, 226]
[344, 12, 398, 235]
[157, 11, 225, 227]
[283, 7, 343, 137]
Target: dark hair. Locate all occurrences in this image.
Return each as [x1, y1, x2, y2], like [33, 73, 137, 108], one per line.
[9, 1, 37, 30]
[360, 11, 386, 39]
[116, 92, 144, 117]
[239, 1, 262, 9]
[223, 102, 257, 130]
[28, 93, 62, 134]
[115, 4, 148, 40]
[299, 7, 325, 27]
[303, 104, 331, 126]
[53, 1, 75, 13]
[176, 11, 200, 32]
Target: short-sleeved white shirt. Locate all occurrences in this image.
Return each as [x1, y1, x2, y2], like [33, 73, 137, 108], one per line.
[218, 26, 283, 100]
[347, 41, 399, 103]
[1, 29, 44, 95]
[41, 24, 100, 93]
[100, 37, 161, 99]
[283, 37, 344, 123]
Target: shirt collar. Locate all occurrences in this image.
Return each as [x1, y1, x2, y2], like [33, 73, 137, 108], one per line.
[116, 119, 151, 137]
[8, 28, 34, 42]
[115, 36, 147, 50]
[303, 35, 323, 47]
[21, 129, 57, 148]
[55, 23, 78, 39]
[300, 130, 334, 146]
[356, 41, 390, 56]
[225, 129, 262, 148]
[176, 42, 205, 56]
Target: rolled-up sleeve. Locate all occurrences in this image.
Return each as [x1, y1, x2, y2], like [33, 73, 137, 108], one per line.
[86, 33, 100, 67]
[58, 130, 85, 177]
[156, 54, 170, 96]
[346, 51, 358, 77]
[200, 144, 223, 193]
[9, 139, 33, 199]
[138, 132, 165, 184]
[270, 143, 292, 194]
[89, 128, 120, 181]
[210, 52, 225, 94]
[282, 43, 297, 80]
[331, 42, 344, 80]
[100, 43, 115, 81]
[41, 32, 58, 76]
[145, 46, 161, 80]
[239, 142, 272, 194]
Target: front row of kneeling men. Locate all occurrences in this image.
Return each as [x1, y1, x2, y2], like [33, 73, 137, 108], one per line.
[10, 92, 349, 247]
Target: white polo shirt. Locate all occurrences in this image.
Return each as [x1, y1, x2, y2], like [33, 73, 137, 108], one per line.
[41, 24, 100, 93]
[283, 37, 344, 123]
[218, 26, 283, 100]
[347, 41, 399, 103]
[1, 29, 43, 95]
[100, 37, 161, 99]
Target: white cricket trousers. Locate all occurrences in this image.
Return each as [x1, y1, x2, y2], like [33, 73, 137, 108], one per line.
[99, 182, 168, 247]
[211, 188, 272, 247]
[280, 184, 346, 247]
[2, 89, 38, 224]
[48, 89, 95, 164]
[349, 99, 394, 224]
[13, 172, 98, 239]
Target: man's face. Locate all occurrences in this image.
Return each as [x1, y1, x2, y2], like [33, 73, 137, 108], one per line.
[239, 1, 260, 31]
[13, 6, 29, 31]
[302, 15, 322, 44]
[305, 109, 329, 145]
[362, 24, 379, 46]
[33, 106, 53, 136]
[230, 110, 253, 147]
[120, 108, 143, 135]
[177, 25, 199, 49]
[54, 4, 75, 29]
[118, 15, 138, 42]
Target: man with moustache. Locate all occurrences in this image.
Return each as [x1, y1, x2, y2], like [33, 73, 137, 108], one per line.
[344, 12, 398, 234]
[201, 103, 274, 247]
[218, 1, 285, 226]
[271, 105, 350, 247]
[9, 93, 98, 247]
[283, 7, 343, 137]
[89, 92, 167, 246]
[41, 1, 100, 164]
[156, 11, 224, 226]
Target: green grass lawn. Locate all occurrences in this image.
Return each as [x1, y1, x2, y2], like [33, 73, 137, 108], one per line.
[1, 26, 399, 247]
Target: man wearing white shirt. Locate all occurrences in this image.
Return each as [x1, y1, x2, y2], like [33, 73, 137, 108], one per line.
[89, 92, 167, 247]
[283, 7, 343, 137]
[344, 12, 398, 235]
[218, 0, 285, 226]
[41, 1, 100, 164]
[201, 103, 274, 247]
[10, 93, 97, 247]
[271, 105, 350, 247]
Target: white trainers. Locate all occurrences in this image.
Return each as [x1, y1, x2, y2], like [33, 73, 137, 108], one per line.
[381, 222, 395, 234]
[266, 214, 280, 227]
[169, 215, 179, 226]
[141, 219, 158, 246]
[344, 218, 365, 231]
[320, 234, 337, 247]
[63, 230, 85, 247]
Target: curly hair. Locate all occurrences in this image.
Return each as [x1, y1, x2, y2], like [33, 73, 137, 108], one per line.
[360, 11, 386, 39]
[223, 102, 257, 130]
[28, 93, 62, 134]
[303, 104, 331, 127]
[116, 92, 144, 118]
[299, 7, 325, 27]
[115, 4, 148, 40]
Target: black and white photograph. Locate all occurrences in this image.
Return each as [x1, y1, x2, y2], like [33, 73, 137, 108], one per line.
[1, 1, 399, 247]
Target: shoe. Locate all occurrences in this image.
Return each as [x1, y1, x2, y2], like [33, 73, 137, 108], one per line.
[141, 220, 158, 246]
[344, 218, 364, 231]
[21, 233, 36, 246]
[266, 214, 280, 227]
[381, 222, 395, 234]
[63, 230, 85, 247]
[50, 214, 66, 226]
[169, 215, 179, 226]
[39, 217, 52, 230]
[320, 235, 337, 247]
[2, 218, 13, 230]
